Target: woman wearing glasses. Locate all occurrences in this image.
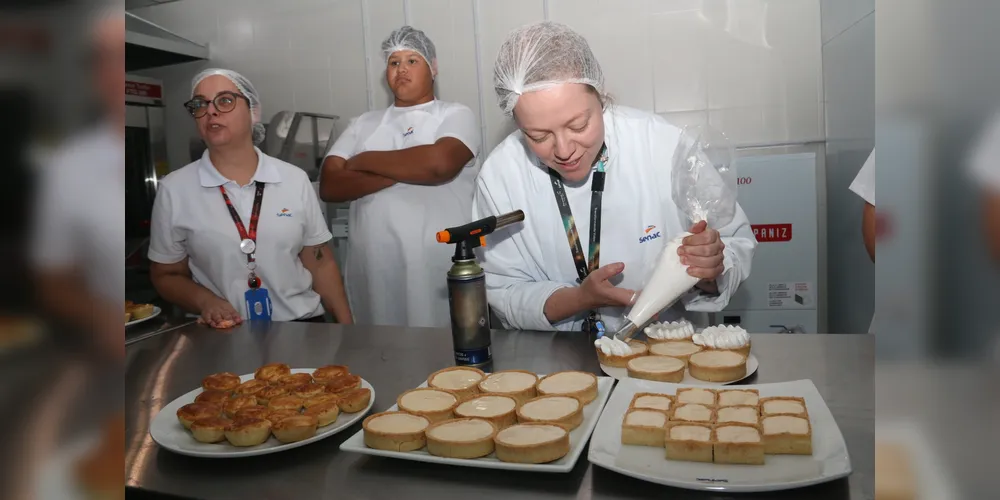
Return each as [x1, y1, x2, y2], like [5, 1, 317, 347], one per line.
[148, 68, 353, 327]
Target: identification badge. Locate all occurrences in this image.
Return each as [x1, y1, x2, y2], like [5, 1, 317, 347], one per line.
[245, 288, 272, 321]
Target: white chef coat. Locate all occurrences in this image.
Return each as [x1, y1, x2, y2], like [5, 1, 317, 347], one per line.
[326, 99, 481, 327]
[33, 124, 125, 306]
[850, 149, 876, 205]
[472, 105, 756, 332]
[148, 148, 333, 321]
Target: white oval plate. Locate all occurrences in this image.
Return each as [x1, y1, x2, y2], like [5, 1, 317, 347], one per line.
[126, 306, 162, 327]
[600, 353, 758, 386]
[149, 368, 374, 458]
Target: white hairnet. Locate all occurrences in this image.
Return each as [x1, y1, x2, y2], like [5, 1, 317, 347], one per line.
[191, 68, 266, 145]
[381, 26, 437, 77]
[493, 22, 605, 116]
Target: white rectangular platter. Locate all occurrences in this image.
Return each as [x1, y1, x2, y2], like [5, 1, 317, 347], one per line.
[340, 376, 614, 472]
[587, 378, 852, 492]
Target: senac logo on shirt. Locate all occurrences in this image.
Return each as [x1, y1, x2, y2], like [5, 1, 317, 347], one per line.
[277, 208, 293, 217]
[639, 225, 661, 243]
[403, 126, 414, 137]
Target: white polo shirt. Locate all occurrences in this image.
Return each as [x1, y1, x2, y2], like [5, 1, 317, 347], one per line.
[148, 149, 333, 321]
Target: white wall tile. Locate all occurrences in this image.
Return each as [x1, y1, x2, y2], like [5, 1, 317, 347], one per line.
[823, 12, 874, 142]
[130, 0, 218, 46]
[657, 110, 709, 130]
[366, 0, 407, 110]
[649, 7, 710, 113]
[820, 0, 874, 44]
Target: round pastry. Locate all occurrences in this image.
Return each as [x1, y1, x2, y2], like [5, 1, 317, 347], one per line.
[303, 401, 341, 426]
[278, 373, 313, 387]
[254, 363, 291, 383]
[454, 395, 518, 430]
[648, 341, 703, 362]
[692, 325, 752, 357]
[643, 319, 695, 344]
[233, 378, 269, 398]
[264, 409, 300, 427]
[194, 390, 231, 406]
[224, 416, 271, 447]
[267, 395, 304, 412]
[290, 383, 326, 399]
[687, 350, 747, 382]
[256, 385, 289, 406]
[594, 338, 649, 368]
[396, 388, 459, 423]
[427, 366, 486, 401]
[626, 356, 686, 383]
[477, 370, 539, 406]
[516, 395, 583, 430]
[201, 372, 240, 392]
[303, 393, 340, 409]
[363, 411, 430, 452]
[234, 406, 270, 420]
[189, 416, 232, 443]
[223, 395, 259, 417]
[324, 374, 362, 395]
[494, 423, 570, 464]
[272, 415, 318, 443]
[536, 371, 599, 404]
[176, 403, 222, 429]
[312, 365, 350, 383]
[337, 388, 372, 413]
[425, 418, 497, 459]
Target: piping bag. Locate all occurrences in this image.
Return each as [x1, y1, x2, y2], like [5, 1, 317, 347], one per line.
[612, 125, 737, 342]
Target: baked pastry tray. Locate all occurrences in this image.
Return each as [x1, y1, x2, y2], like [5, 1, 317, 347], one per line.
[587, 378, 851, 492]
[340, 375, 614, 472]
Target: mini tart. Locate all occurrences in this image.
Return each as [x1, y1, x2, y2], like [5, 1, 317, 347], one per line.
[713, 423, 765, 464]
[396, 388, 459, 423]
[278, 373, 313, 387]
[189, 416, 232, 443]
[194, 390, 231, 406]
[267, 395, 304, 412]
[595, 340, 649, 368]
[717, 389, 760, 407]
[303, 401, 341, 426]
[670, 403, 715, 424]
[312, 365, 350, 383]
[324, 374, 362, 395]
[233, 379, 269, 398]
[759, 397, 808, 417]
[303, 393, 340, 409]
[626, 356, 685, 383]
[687, 350, 746, 383]
[224, 417, 271, 447]
[254, 363, 291, 383]
[264, 409, 300, 427]
[676, 387, 717, 406]
[176, 403, 222, 429]
[201, 372, 240, 392]
[494, 423, 570, 464]
[256, 385, 289, 406]
[665, 423, 713, 462]
[629, 393, 673, 412]
[648, 341, 703, 362]
[761, 415, 813, 455]
[425, 418, 497, 459]
[234, 406, 270, 420]
[536, 371, 598, 404]
[427, 366, 486, 401]
[516, 395, 583, 430]
[272, 415, 318, 443]
[223, 395, 259, 418]
[337, 388, 371, 413]
[696, 338, 752, 358]
[454, 395, 518, 430]
[363, 411, 430, 452]
[477, 370, 539, 406]
[289, 383, 326, 399]
[620, 409, 669, 447]
[716, 405, 760, 425]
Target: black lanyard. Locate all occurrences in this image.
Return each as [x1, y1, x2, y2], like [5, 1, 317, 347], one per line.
[219, 182, 265, 288]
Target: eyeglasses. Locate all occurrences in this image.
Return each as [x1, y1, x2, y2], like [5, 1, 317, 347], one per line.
[183, 91, 250, 118]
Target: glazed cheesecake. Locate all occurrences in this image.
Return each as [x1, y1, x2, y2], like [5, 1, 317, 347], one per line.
[620, 409, 668, 447]
[664, 423, 713, 462]
[714, 423, 765, 465]
[536, 371, 598, 404]
[454, 395, 518, 430]
[477, 370, 539, 406]
[427, 367, 486, 401]
[687, 350, 747, 383]
[670, 403, 715, 424]
[516, 395, 583, 430]
[759, 397, 808, 417]
[675, 387, 717, 406]
[761, 415, 813, 455]
[594, 338, 649, 368]
[716, 405, 760, 425]
[629, 393, 672, 413]
[363, 411, 430, 452]
[648, 341, 703, 362]
[717, 389, 760, 407]
[425, 418, 497, 459]
[396, 388, 459, 423]
[494, 423, 570, 464]
[626, 356, 685, 383]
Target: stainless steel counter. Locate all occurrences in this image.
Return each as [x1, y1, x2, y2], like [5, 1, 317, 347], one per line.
[125, 323, 874, 500]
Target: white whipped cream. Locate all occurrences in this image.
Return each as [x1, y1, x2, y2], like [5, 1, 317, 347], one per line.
[644, 319, 695, 340]
[594, 336, 632, 356]
[692, 325, 749, 349]
[625, 234, 700, 327]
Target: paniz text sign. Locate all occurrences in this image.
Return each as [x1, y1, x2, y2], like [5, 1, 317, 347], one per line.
[125, 80, 163, 99]
[751, 224, 792, 243]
